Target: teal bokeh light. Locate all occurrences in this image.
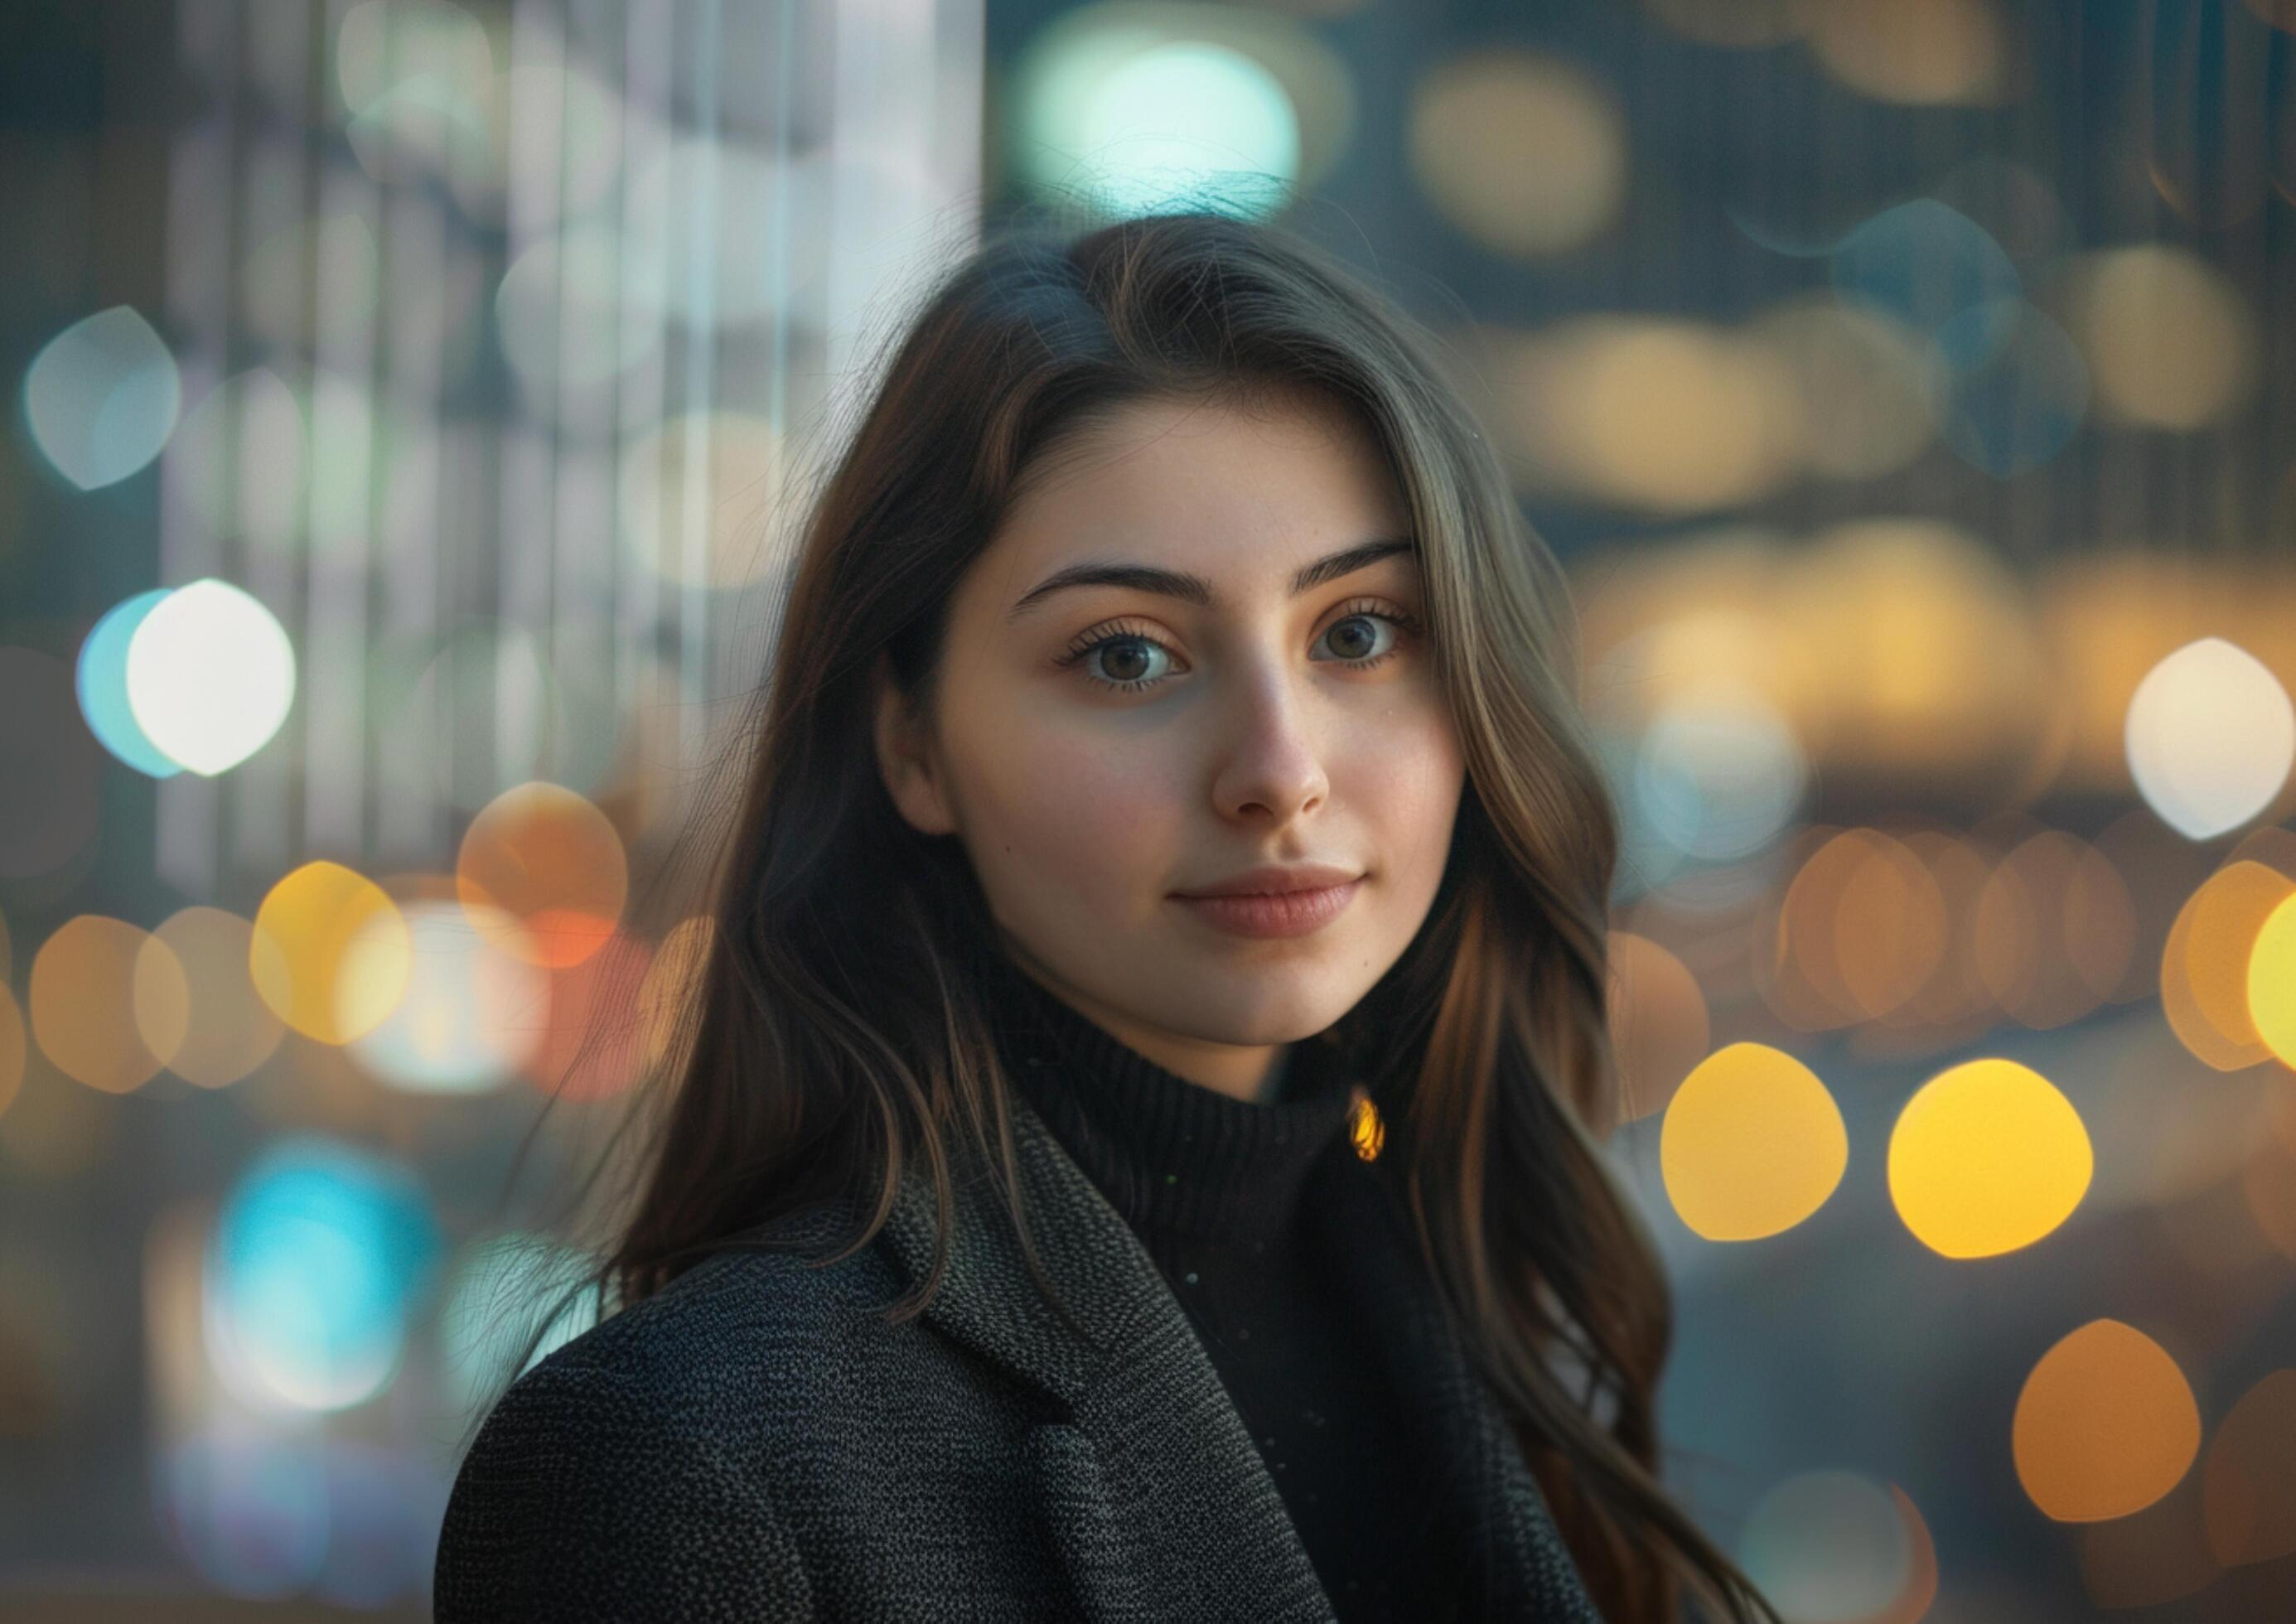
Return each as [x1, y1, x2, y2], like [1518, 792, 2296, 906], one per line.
[76, 588, 185, 779]
[1830, 200, 2021, 373]
[22, 304, 181, 490]
[207, 1137, 442, 1412]
[1017, 36, 1299, 219]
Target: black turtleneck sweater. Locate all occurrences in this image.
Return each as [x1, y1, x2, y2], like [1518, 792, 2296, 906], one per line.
[975, 945, 1450, 1619]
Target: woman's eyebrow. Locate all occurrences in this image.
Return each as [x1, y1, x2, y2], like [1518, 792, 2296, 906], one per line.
[1004, 534, 1418, 623]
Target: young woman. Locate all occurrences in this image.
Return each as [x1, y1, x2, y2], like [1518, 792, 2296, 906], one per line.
[433, 208, 1782, 1623]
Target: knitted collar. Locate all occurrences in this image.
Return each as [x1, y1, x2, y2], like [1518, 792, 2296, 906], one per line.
[975, 944, 1362, 1249]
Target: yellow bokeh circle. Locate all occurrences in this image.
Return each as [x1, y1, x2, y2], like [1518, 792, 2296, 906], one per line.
[1888, 1057, 2091, 1258]
[1660, 1041, 1847, 1240]
[2250, 892, 2296, 1068]
[249, 861, 413, 1044]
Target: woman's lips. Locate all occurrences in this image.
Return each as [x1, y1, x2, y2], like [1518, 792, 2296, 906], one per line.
[1171, 877, 1364, 939]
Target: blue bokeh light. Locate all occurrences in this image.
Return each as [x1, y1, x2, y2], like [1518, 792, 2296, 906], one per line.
[1830, 200, 2021, 373]
[206, 1136, 442, 1412]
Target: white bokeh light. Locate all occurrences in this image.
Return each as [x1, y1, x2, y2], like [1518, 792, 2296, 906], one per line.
[125, 579, 297, 776]
[2125, 636, 2294, 839]
[347, 900, 548, 1094]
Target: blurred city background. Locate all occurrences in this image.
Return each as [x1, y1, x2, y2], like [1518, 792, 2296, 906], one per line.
[3, 0, 2295, 1617]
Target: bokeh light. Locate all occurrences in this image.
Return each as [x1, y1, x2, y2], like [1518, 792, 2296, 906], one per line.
[144, 906, 287, 1089]
[495, 224, 664, 410]
[1008, 5, 1355, 224]
[1934, 298, 2089, 475]
[156, 1430, 329, 1598]
[346, 897, 546, 1094]
[1735, 1469, 1916, 1622]
[524, 926, 654, 1101]
[1747, 297, 1941, 481]
[22, 304, 181, 491]
[2160, 859, 2295, 1071]
[1632, 688, 1810, 865]
[2070, 247, 2261, 429]
[1783, 518, 2052, 779]
[1830, 200, 2020, 369]
[2124, 637, 2295, 841]
[1492, 317, 1805, 512]
[637, 913, 716, 1074]
[2044, 553, 2296, 798]
[75, 590, 186, 778]
[1973, 830, 2137, 1030]
[2014, 1319, 2202, 1522]
[335, 0, 495, 188]
[249, 862, 413, 1046]
[457, 781, 629, 970]
[1660, 1042, 1847, 1241]
[165, 369, 311, 555]
[1802, 0, 2007, 106]
[2202, 1368, 2296, 1566]
[204, 1136, 442, 1413]
[1082, 41, 1298, 215]
[1761, 829, 1951, 1031]
[1605, 930, 1710, 1123]
[123, 578, 298, 776]
[30, 916, 189, 1095]
[2250, 892, 2296, 1067]
[1888, 1057, 2091, 1259]
[1013, 31, 1299, 219]
[1409, 51, 1627, 259]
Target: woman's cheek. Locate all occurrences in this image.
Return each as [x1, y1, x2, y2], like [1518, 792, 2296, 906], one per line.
[980, 737, 1172, 892]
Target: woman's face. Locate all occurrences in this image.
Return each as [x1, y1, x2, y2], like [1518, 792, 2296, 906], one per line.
[874, 389, 1467, 1104]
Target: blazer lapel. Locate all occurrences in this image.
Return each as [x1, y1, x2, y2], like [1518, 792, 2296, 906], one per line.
[877, 1090, 1603, 1622]
[878, 1094, 1333, 1622]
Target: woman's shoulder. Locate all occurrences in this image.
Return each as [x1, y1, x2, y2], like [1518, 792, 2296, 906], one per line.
[434, 1235, 904, 1620]
[504, 1227, 909, 1419]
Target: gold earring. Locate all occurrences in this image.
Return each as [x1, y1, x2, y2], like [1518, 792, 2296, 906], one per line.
[1348, 1090, 1385, 1162]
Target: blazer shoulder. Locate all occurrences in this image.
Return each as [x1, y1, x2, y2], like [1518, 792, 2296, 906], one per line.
[435, 1316, 818, 1621]
[514, 1235, 909, 1417]
[434, 1243, 898, 1622]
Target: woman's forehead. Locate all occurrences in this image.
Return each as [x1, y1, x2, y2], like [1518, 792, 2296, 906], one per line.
[986, 401, 1404, 587]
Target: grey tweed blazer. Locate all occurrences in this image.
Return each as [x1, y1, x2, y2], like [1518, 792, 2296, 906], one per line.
[433, 1090, 1602, 1622]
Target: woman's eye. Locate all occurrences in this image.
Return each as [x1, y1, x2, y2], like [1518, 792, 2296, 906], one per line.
[1057, 607, 1419, 695]
[1078, 634, 1173, 691]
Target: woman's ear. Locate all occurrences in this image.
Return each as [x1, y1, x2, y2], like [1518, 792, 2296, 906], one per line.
[871, 651, 959, 838]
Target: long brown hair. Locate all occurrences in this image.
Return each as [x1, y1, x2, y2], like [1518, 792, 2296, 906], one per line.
[476, 204, 1782, 1624]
